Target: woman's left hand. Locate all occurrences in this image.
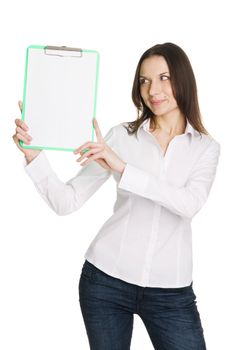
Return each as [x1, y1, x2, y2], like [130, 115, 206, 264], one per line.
[73, 119, 126, 174]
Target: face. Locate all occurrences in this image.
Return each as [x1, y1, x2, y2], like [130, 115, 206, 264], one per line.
[139, 55, 179, 118]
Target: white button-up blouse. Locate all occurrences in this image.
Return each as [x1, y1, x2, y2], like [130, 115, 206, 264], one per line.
[24, 118, 220, 287]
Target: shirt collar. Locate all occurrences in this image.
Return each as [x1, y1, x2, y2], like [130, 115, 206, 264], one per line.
[136, 117, 195, 138]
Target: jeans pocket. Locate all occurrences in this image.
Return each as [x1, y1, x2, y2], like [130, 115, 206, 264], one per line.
[163, 285, 196, 310]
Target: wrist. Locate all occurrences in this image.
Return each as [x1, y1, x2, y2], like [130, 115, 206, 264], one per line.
[25, 156, 34, 164]
[25, 153, 38, 164]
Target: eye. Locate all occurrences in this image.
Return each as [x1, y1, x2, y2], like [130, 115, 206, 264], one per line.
[139, 77, 150, 85]
[160, 75, 170, 81]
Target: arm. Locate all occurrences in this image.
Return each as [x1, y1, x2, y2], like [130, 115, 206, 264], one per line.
[24, 127, 114, 216]
[118, 139, 220, 219]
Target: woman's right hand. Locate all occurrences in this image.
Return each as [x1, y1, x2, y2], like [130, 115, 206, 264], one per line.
[12, 100, 41, 163]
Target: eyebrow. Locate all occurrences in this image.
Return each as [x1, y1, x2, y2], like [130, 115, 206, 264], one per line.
[139, 72, 170, 77]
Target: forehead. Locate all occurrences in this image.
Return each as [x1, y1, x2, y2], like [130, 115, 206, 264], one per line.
[140, 55, 169, 75]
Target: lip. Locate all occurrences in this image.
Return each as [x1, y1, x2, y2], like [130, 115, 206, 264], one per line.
[150, 99, 166, 105]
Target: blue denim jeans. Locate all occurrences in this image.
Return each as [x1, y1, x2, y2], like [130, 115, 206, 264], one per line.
[79, 260, 206, 350]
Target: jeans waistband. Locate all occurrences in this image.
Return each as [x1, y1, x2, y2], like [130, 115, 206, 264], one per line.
[83, 259, 193, 291]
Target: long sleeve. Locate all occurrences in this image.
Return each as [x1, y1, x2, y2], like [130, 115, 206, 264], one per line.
[118, 139, 220, 219]
[24, 127, 115, 215]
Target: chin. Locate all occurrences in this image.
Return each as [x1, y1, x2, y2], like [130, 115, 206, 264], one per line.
[151, 107, 168, 115]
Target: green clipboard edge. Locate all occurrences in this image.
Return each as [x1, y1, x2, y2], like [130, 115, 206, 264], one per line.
[20, 44, 100, 153]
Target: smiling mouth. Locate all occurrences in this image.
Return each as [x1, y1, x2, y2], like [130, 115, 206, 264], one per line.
[150, 99, 166, 105]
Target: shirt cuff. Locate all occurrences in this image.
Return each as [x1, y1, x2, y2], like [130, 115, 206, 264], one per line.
[118, 163, 148, 194]
[23, 151, 53, 183]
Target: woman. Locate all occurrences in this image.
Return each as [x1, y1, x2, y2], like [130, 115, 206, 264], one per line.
[13, 42, 220, 349]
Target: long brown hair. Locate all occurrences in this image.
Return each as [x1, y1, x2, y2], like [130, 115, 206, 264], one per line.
[124, 42, 208, 136]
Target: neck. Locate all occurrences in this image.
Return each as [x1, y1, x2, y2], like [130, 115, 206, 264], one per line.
[150, 111, 186, 136]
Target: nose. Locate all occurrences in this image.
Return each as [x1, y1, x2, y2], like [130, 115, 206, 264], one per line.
[149, 80, 162, 96]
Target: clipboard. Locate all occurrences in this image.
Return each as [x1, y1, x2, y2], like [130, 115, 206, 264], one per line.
[20, 45, 100, 152]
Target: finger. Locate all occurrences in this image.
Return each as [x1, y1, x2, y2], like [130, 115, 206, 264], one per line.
[12, 133, 24, 148]
[73, 142, 103, 154]
[76, 147, 102, 162]
[12, 134, 22, 148]
[18, 100, 23, 113]
[80, 152, 103, 166]
[12, 134, 18, 144]
[15, 132, 31, 145]
[93, 119, 104, 143]
[15, 118, 29, 131]
[16, 126, 32, 141]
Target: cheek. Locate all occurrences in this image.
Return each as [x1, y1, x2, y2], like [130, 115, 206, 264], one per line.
[165, 86, 177, 104]
[163, 82, 173, 95]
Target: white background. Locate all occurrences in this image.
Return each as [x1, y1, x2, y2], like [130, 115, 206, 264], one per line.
[1, 0, 232, 349]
